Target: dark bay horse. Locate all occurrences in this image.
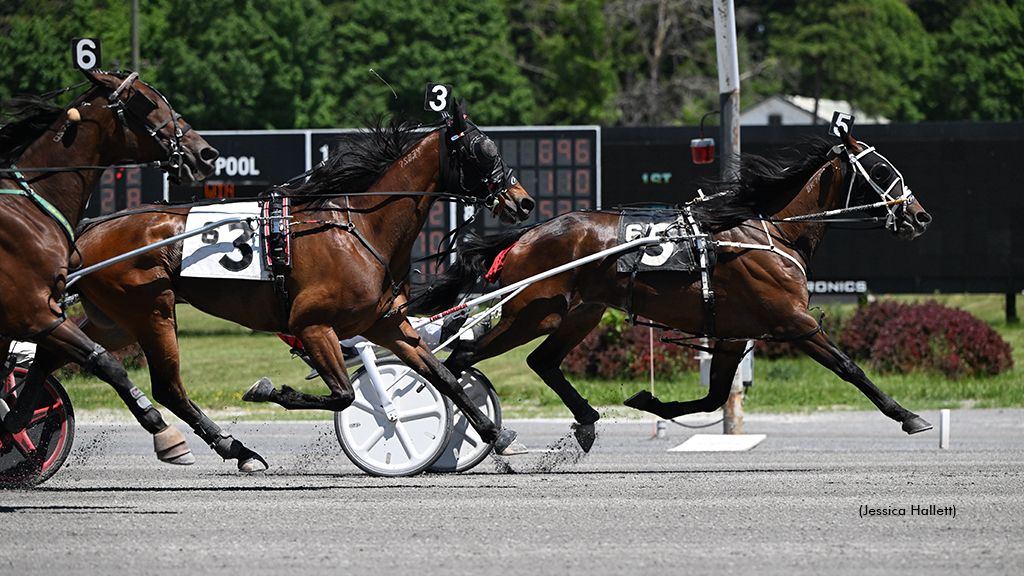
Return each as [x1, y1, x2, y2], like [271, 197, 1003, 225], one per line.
[413, 131, 934, 451]
[0, 71, 217, 463]
[63, 101, 534, 470]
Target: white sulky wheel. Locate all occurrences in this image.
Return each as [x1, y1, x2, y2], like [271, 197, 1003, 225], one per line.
[334, 358, 453, 477]
[429, 367, 501, 473]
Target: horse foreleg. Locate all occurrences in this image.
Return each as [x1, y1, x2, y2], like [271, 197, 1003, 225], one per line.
[8, 321, 170, 438]
[625, 339, 746, 419]
[369, 318, 526, 456]
[244, 325, 355, 411]
[131, 316, 267, 471]
[796, 328, 932, 434]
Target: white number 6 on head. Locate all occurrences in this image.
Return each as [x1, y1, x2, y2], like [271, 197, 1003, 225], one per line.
[829, 111, 855, 138]
[424, 83, 453, 113]
[71, 38, 101, 70]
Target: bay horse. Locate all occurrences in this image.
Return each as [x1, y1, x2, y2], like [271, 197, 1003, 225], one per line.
[412, 131, 934, 451]
[0, 70, 218, 465]
[62, 100, 534, 471]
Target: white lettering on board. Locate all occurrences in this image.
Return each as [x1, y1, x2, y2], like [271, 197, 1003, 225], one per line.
[214, 156, 261, 177]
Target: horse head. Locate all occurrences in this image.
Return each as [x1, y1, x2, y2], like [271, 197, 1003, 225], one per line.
[78, 70, 218, 184]
[443, 99, 534, 225]
[838, 130, 931, 240]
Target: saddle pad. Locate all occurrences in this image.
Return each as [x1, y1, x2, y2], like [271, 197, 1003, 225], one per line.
[181, 202, 270, 280]
[616, 211, 699, 273]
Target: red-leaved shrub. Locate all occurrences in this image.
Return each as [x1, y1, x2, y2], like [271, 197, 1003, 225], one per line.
[864, 301, 1013, 379]
[837, 300, 910, 360]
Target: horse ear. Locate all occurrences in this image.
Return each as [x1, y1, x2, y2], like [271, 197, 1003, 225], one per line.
[80, 68, 102, 85]
[838, 126, 858, 151]
[450, 98, 468, 131]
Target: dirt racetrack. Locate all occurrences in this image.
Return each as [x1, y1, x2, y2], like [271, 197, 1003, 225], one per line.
[2, 410, 1022, 575]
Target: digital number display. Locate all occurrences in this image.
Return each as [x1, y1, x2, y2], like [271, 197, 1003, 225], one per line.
[94, 167, 142, 215]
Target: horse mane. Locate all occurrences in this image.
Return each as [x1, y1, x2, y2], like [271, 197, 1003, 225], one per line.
[275, 115, 444, 209]
[691, 137, 836, 230]
[0, 95, 65, 167]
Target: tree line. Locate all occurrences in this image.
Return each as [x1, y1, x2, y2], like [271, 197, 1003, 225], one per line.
[2, 0, 1021, 130]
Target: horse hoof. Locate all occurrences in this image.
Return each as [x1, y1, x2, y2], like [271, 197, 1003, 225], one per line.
[236, 447, 269, 473]
[572, 422, 596, 453]
[902, 415, 933, 435]
[243, 377, 274, 403]
[624, 390, 654, 410]
[154, 426, 195, 465]
[238, 457, 268, 473]
[163, 453, 197, 465]
[493, 429, 528, 456]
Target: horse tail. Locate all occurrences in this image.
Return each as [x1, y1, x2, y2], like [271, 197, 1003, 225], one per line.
[410, 224, 537, 315]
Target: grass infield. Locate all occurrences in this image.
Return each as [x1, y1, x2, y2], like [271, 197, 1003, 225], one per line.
[59, 294, 1024, 421]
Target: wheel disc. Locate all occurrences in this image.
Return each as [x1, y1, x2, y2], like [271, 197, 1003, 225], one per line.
[335, 358, 452, 476]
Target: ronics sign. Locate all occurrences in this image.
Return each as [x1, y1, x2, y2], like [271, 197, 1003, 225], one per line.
[807, 280, 868, 294]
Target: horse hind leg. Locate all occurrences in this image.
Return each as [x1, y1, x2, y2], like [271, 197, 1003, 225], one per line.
[625, 339, 745, 419]
[181, 400, 267, 472]
[6, 320, 176, 448]
[243, 326, 355, 411]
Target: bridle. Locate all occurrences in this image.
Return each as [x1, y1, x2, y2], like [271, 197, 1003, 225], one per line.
[93, 71, 194, 183]
[441, 115, 518, 213]
[838, 139, 915, 233]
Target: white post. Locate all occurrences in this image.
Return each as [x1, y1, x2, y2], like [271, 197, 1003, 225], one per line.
[939, 409, 951, 449]
[714, 0, 743, 435]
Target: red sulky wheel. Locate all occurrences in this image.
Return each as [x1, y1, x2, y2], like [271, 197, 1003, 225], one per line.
[0, 367, 75, 488]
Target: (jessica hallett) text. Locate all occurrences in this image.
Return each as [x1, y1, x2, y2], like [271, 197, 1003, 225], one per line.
[859, 504, 956, 518]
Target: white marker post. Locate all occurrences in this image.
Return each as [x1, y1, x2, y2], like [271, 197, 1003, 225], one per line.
[939, 409, 951, 449]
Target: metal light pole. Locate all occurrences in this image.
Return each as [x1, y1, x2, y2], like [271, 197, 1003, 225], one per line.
[131, 0, 140, 71]
[713, 0, 747, 435]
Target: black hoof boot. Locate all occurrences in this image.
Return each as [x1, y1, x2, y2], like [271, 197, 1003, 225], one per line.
[572, 423, 596, 453]
[624, 390, 654, 411]
[902, 414, 933, 435]
[492, 429, 528, 456]
[236, 447, 269, 472]
[243, 377, 274, 402]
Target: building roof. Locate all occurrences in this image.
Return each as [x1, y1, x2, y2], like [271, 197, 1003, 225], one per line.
[740, 94, 890, 126]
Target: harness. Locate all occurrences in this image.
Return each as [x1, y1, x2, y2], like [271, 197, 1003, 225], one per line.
[0, 167, 76, 244]
[262, 195, 292, 331]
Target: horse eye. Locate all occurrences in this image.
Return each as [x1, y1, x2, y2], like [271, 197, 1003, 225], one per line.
[870, 163, 892, 182]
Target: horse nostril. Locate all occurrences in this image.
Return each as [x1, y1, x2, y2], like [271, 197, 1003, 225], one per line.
[201, 147, 219, 162]
[916, 211, 932, 226]
[519, 197, 535, 213]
